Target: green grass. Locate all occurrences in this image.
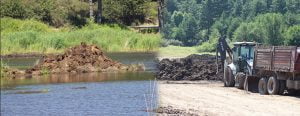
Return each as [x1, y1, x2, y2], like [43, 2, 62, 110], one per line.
[1, 18, 161, 55]
[0, 60, 9, 78]
[158, 45, 214, 58]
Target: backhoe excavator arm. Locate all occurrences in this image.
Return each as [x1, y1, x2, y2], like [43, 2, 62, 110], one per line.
[216, 36, 232, 73]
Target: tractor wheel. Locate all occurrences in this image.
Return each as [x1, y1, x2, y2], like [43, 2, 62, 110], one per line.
[278, 80, 286, 95]
[244, 76, 248, 91]
[267, 76, 280, 95]
[236, 73, 246, 89]
[258, 77, 268, 95]
[224, 66, 235, 87]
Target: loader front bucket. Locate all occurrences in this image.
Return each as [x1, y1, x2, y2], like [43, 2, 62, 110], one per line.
[244, 76, 259, 93]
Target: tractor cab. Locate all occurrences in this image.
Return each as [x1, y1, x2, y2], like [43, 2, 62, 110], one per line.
[232, 42, 256, 74]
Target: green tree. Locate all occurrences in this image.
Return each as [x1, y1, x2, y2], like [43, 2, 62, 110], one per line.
[286, 0, 300, 14]
[227, 17, 242, 40]
[255, 13, 286, 45]
[102, 0, 151, 25]
[233, 22, 266, 43]
[161, 0, 300, 48]
[285, 25, 300, 46]
[179, 13, 199, 45]
[0, 0, 29, 19]
[271, 0, 287, 13]
[171, 11, 184, 26]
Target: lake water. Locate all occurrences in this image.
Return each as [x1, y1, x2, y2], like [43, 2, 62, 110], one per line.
[1, 53, 158, 116]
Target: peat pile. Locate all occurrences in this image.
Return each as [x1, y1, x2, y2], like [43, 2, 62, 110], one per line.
[157, 54, 223, 81]
[26, 43, 141, 75]
[156, 106, 199, 115]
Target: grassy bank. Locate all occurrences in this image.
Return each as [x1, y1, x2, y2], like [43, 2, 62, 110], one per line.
[158, 45, 214, 58]
[0, 18, 161, 55]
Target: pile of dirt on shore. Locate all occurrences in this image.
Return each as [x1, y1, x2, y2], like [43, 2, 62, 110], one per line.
[26, 43, 142, 75]
[157, 54, 223, 81]
[156, 106, 199, 116]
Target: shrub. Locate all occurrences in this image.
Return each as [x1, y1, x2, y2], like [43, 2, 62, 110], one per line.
[160, 39, 183, 47]
[0, 18, 50, 33]
[197, 29, 220, 52]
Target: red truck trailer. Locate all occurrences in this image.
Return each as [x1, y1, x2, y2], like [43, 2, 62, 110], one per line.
[254, 46, 300, 94]
[218, 36, 300, 95]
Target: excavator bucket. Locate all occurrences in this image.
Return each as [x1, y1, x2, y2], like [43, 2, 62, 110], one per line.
[244, 76, 259, 92]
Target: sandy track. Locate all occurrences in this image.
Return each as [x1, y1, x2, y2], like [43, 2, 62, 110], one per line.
[158, 81, 300, 116]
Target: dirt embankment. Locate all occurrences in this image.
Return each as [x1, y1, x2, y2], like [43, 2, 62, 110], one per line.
[3, 43, 144, 77]
[157, 54, 223, 81]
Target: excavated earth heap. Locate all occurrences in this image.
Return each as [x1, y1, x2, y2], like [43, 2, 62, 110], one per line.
[26, 43, 138, 75]
[157, 54, 223, 81]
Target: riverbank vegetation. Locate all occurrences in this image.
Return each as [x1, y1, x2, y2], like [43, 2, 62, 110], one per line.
[161, 0, 300, 52]
[1, 18, 161, 55]
[0, 0, 161, 55]
[158, 45, 213, 58]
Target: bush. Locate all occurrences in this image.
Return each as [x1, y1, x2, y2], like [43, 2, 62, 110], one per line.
[197, 29, 219, 52]
[160, 39, 183, 47]
[0, 18, 50, 33]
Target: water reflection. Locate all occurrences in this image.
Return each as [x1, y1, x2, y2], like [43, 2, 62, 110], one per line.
[1, 72, 155, 89]
[1, 53, 158, 115]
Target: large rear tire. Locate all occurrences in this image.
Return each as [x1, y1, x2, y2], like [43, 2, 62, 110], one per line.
[244, 76, 249, 91]
[224, 66, 235, 87]
[258, 77, 268, 95]
[236, 73, 246, 89]
[267, 76, 280, 95]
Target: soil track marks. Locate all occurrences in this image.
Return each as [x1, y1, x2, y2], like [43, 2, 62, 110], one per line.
[158, 81, 300, 116]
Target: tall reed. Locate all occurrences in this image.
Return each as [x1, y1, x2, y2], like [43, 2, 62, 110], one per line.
[1, 18, 161, 55]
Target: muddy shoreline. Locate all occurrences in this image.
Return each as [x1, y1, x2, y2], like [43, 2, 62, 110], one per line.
[0, 52, 157, 59]
[2, 43, 145, 78]
[1, 53, 46, 59]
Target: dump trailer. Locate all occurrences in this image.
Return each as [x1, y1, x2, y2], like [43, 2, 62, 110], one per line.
[218, 36, 300, 95]
[254, 46, 300, 95]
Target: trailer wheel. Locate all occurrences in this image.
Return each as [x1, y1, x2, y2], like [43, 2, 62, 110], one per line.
[224, 66, 235, 87]
[267, 76, 280, 95]
[258, 77, 268, 95]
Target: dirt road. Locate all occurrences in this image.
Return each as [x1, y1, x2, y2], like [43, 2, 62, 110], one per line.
[158, 81, 300, 116]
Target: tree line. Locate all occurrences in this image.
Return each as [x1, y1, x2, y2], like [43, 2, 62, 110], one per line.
[0, 0, 157, 27]
[161, 0, 300, 49]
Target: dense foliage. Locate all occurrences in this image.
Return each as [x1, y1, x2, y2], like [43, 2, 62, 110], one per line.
[0, 18, 161, 54]
[161, 0, 300, 51]
[0, 0, 156, 27]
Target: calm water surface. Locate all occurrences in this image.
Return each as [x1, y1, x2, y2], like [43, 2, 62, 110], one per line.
[1, 53, 158, 116]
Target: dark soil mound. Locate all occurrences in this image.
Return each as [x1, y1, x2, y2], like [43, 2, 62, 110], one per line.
[26, 43, 136, 75]
[156, 106, 199, 115]
[157, 54, 223, 81]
